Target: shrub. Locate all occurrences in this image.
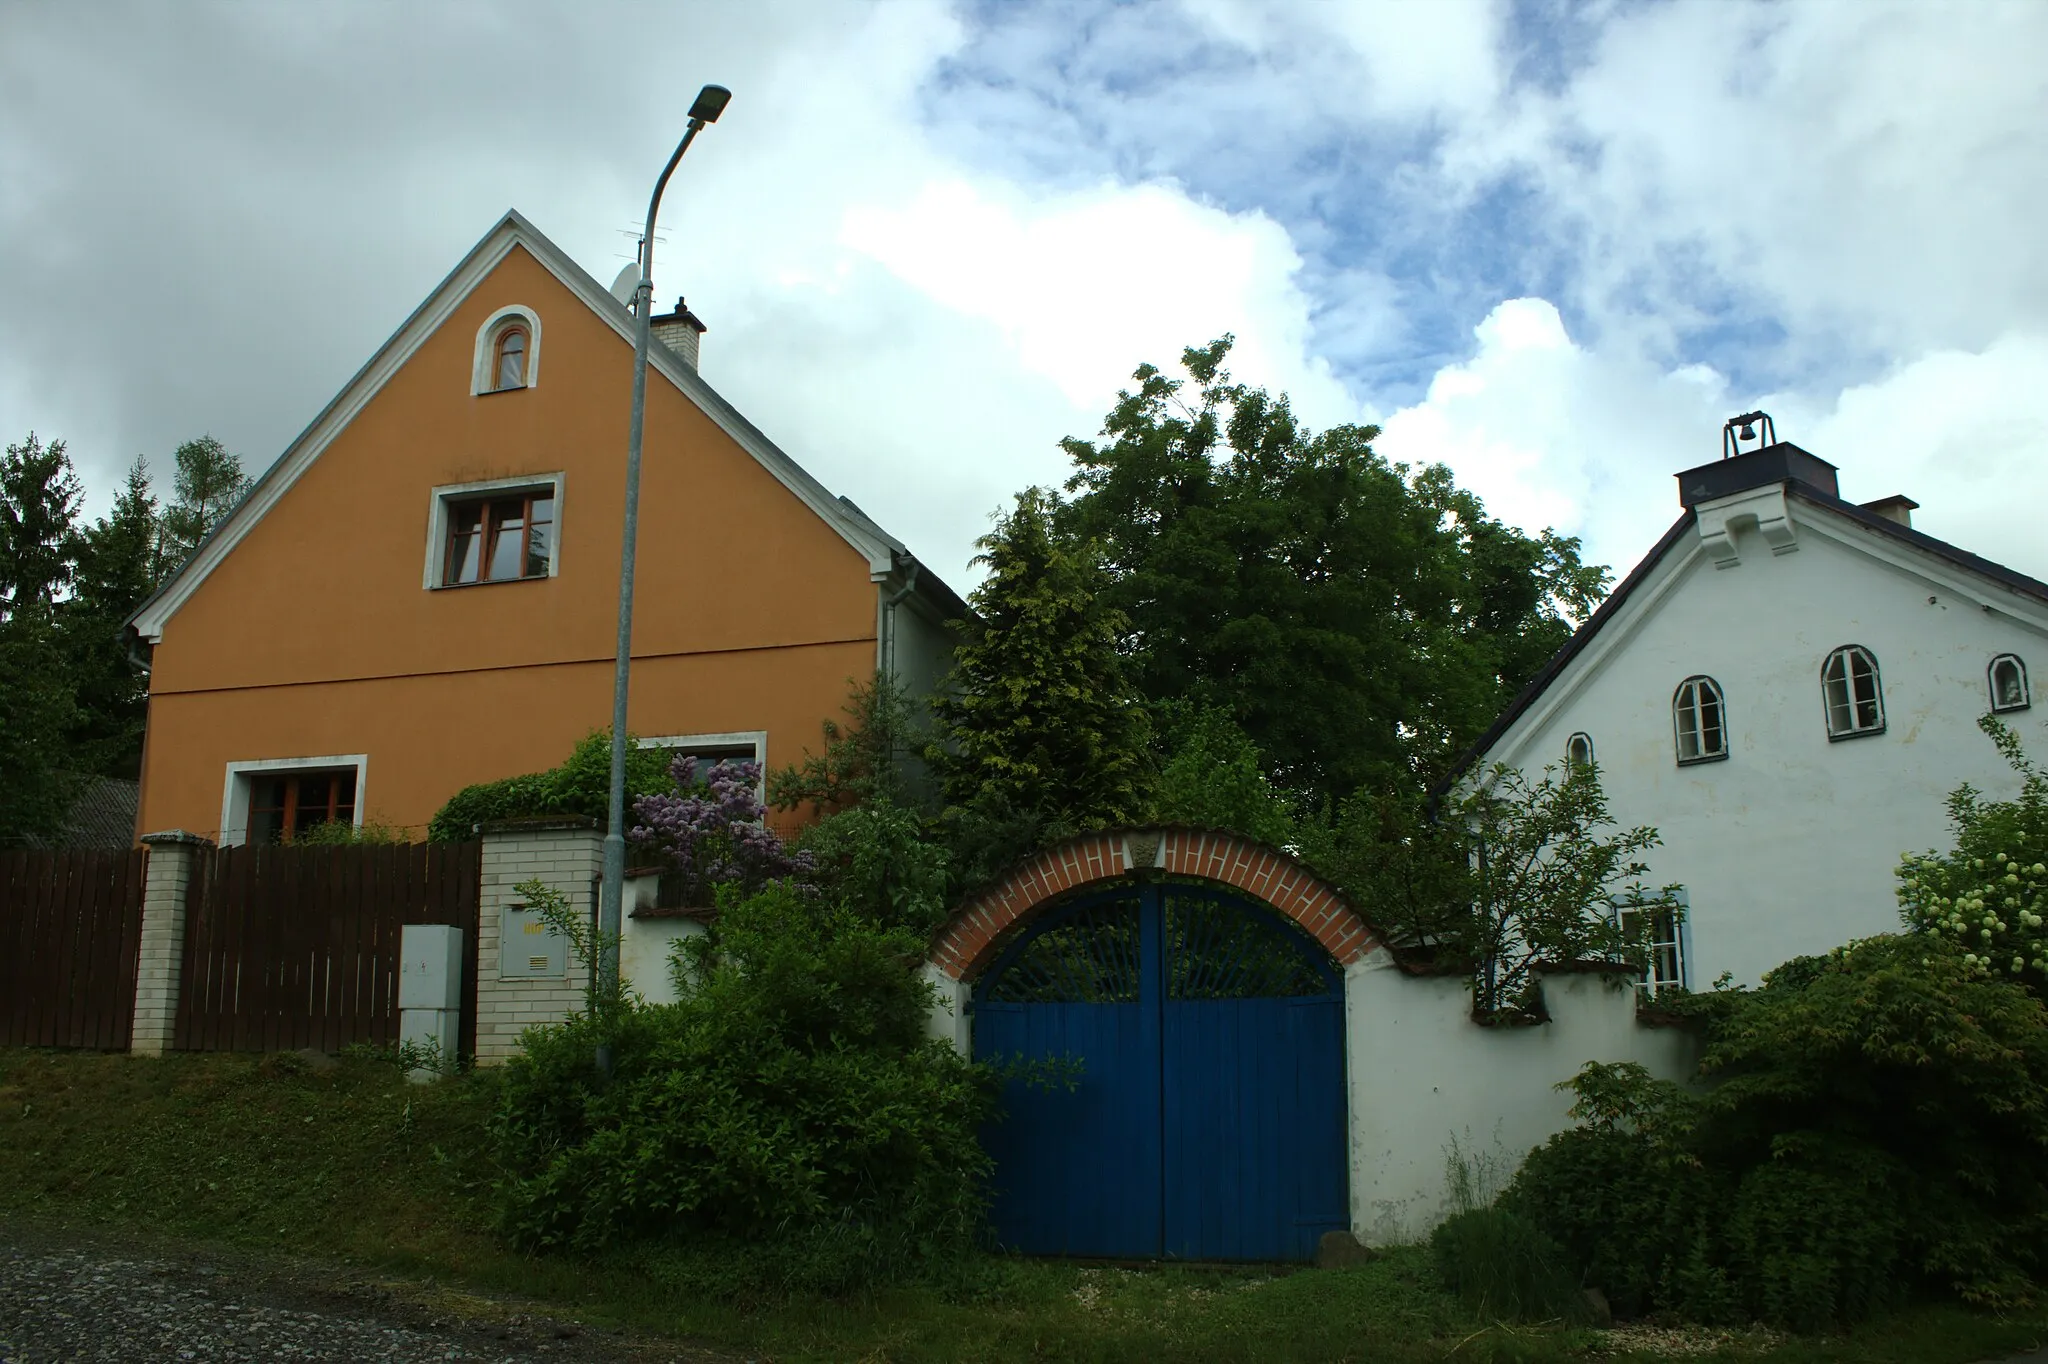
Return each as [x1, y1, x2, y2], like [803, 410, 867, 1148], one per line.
[1147, 701, 1296, 847]
[1504, 937, 2048, 1329]
[1431, 1207, 1588, 1325]
[794, 798, 950, 935]
[293, 816, 405, 846]
[629, 754, 814, 907]
[427, 729, 672, 842]
[492, 882, 993, 1293]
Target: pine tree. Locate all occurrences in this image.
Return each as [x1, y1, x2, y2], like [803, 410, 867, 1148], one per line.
[930, 487, 1151, 830]
[159, 434, 251, 565]
[59, 456, 162, 776]
[0, 432, 84, 616]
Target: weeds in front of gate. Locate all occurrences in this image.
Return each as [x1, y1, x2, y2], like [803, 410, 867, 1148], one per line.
[4, 1049, 2047, 1364]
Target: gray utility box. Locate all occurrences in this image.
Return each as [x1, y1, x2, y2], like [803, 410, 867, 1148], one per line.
[399, 923, 464, 1011]
[500, 904, 568, 979]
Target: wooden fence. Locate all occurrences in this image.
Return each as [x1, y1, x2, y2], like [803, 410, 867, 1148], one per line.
[174, 842, 481, 1056]
[0, 849, 148, 1051]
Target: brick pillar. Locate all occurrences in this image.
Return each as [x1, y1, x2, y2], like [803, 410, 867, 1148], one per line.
[132, 830, 213, 1056]
[474, 818, 602, 1065]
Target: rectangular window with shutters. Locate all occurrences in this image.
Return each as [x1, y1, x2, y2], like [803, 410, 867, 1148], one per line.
[423, 474, 564, 589]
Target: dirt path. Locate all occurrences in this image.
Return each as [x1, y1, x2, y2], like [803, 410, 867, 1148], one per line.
[0, 1221, 741, 1364]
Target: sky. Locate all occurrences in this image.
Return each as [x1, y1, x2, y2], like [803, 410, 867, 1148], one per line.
[3, 0, 2045, 593]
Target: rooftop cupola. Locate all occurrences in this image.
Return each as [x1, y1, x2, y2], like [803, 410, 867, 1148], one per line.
[1674, 411, 1839, 508]
[649, 296, 707, 371]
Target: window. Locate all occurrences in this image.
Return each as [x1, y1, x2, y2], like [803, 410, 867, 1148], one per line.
[1618, 892, 1688, 998]
[439, 488, 554, 586]
[639, 732, 766, 787]
[1672, 676, 1728, 764]
[247, 769, 357, 844]
[492, 326, 528, 391]
[1990, 654, 2031, 713]
[470, 305, 542, 395]
[1821, 645, 1885, 739]
[1565, 732, 1595, 772]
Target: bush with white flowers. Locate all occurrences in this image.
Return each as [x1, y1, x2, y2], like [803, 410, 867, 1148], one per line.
[1898, 715, 2048, 991]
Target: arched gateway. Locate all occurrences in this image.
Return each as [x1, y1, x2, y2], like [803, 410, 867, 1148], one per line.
[929, 830, 1380, 1262]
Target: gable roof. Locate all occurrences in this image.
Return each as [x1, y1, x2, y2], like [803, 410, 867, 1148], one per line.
[127, 209, 966, 643]
[1444, 475, 2048, 789]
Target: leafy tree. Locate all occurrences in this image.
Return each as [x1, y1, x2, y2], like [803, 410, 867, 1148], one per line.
[1898, 714, 2048, 993]
[769, 671, 928, 817]
[0, 432, 84, 615]
[158, 435, 251, 565]
[1058, 338, 1608, 806]
[1301, 761, 1670, 1018]
[1147, 702, 1296, 848]
[58, 456, 163, 776]
[629, 755, 815, 908]
[929, 487, 1152, 832]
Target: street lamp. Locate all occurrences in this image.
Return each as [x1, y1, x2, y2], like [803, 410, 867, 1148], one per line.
[599, 83, 731, 1018]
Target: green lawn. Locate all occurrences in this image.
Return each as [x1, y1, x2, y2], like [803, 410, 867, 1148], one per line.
[1, 1048, 2042, 1364]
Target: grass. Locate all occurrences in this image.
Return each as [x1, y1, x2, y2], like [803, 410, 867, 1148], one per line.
[2, 1047, 2045, 1364]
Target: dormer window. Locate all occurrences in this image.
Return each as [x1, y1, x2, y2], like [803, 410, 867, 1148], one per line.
[1565, 732, 1595, 772]
[1990, 654, 2030, 713]
[1673, 676, 1727, 765]
[1821, 645, 1884, 739]
[471, 305, 542, 395]
[493, 326, 528, 390]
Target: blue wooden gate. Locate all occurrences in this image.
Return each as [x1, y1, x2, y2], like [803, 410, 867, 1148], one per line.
[974, 880, 1348, 1261]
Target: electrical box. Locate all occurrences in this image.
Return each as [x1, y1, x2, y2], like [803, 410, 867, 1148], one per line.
[500, 904, 568, 979]
[398, 924, 464, 1010]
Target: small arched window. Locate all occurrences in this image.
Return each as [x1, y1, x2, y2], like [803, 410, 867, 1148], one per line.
[1673, 676, 1727, 765]
[492, 325, 528, 390]
[1565, 732, 1595, 772]
[1990, 654, 2030, 713]
[1821, 645, 1885, 739]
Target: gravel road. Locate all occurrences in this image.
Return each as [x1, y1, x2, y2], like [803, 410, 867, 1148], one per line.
[0, 1230, 735, 1364]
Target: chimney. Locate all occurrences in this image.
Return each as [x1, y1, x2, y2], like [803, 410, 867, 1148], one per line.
[649, 296, 707, 371]
[1860, 495, 1918, 528]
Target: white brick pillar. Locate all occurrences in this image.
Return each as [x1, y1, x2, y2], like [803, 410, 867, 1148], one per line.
[132, 830, 213, 1056]
[475, 818, 602, 1065]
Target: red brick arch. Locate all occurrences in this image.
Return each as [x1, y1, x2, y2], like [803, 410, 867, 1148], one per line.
[929, 828, 1382, 983]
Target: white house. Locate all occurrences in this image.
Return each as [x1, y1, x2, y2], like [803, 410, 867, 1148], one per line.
[1458, 424, 2048, 989]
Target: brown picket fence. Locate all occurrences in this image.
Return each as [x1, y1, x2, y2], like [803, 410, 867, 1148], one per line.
[174, 842, 481, 1056]
[0, 848, 148, 1050]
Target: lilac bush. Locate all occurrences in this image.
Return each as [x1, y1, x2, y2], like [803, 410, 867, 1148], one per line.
[631, 755, 815, 906]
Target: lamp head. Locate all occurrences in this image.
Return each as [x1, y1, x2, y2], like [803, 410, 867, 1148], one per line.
[689, 85, 732, 124]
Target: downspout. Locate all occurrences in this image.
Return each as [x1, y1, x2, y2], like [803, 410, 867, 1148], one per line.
[879, 559, 919, 684]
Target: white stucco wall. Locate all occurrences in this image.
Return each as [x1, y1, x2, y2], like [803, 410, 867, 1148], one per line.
[1484, 492, 2048, 987]
[1344, 955, 1695, 1245]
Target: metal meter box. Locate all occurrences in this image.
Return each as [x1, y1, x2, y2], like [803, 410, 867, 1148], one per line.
[398, 924, 464, 1010]
[500, 904, 568, 979]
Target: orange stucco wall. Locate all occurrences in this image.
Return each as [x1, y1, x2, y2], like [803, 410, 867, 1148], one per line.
[137, 244, 882, 841]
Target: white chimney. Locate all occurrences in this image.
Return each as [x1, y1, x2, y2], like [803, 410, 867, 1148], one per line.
[1861, 495, 1918, 528]
[649, 296, 707, 371]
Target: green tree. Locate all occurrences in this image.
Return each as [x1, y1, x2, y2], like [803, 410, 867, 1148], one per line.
[58, 456, 163, 776]
[1147, 702, 1296, 848]
[0, 432, 84, 615]
[1058, 338, 1608, 806]
[0, 606, 81, 845]
[929, 487, 1152, 834]
[159, 435, 251, 565]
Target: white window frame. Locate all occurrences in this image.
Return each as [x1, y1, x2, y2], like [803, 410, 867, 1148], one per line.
[1617, 888, 1689, 999]
[422, 471, 565, 590]
[1989, 653, 2031, 714]
[1821, 644, 1885, 740]
[1672, 676, 1728, 765]
[471, 304, 542, 395]
[1565, 731, 1595, 771]
[219, 754, 369, 847]
[637, 731, 769, 798]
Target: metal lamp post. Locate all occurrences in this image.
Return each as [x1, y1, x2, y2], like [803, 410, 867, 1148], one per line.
[599, 83, 732, 1020]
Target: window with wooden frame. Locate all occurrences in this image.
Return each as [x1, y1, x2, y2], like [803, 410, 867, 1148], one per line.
[491, 325, 529, 391]
[441, 489, 554, 586]
[1990, 654, 2030, 713]
[1821, 645, 1885, 739]
[1672, 676, 1728, 765]
[247, 769, 357, 845]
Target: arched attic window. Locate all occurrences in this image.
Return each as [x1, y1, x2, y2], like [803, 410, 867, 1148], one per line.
[1821, 645, 1885, 740]
[1990, 654, 2031, 713]
[1565, 732, 1595, 772]
[1673, 677, 1727, 765]
[471, 306, 542, 395]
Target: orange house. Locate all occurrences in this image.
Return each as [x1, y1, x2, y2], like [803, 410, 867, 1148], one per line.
[126, 211, 965, 845]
